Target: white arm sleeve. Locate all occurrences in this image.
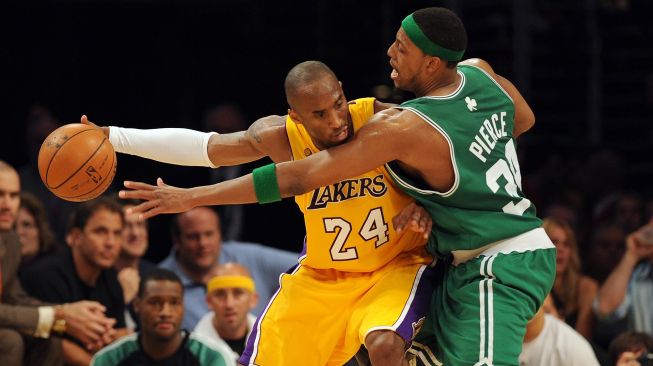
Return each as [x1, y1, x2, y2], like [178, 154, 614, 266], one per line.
[109, 127, 218, 168]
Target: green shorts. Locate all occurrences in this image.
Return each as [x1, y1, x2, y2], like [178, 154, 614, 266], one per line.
[409, 247, 556, 366]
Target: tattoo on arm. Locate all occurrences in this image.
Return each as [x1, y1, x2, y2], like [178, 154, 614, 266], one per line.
[248, 123, 264, 143]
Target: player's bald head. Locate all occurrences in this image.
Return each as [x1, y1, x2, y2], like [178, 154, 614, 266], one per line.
[284, 61, 338, 108]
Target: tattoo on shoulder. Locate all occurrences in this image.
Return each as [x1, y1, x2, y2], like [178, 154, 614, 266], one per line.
[247, 116, 284, 144]
[249, 123, 264, 143]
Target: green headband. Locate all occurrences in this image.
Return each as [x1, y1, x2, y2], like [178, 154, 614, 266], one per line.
[401, 14, 465, 61]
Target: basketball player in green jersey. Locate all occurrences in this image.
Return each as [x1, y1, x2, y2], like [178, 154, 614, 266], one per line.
[122, 7, 556, 366]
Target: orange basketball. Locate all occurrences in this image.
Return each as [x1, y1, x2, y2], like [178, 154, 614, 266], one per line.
[38, 123, 117, 202]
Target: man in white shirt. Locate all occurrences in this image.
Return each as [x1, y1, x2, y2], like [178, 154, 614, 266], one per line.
[194, 263, 258, 362]
[520, 306, 600, 366]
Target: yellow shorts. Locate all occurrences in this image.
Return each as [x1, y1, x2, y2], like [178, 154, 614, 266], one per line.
[239, 248, 434, 366]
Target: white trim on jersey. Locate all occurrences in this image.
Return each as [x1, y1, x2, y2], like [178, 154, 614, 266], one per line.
[409, 341, 443, 366]
[384, 106, 460, 198]
[477, 254, 498, 366]
[421, 70, 466, 100]
[365, 264, 428, 338]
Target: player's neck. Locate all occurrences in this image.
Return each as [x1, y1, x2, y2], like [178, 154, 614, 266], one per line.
[419, 70, 460, 98]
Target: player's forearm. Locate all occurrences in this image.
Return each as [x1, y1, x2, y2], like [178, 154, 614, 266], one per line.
[189, 174, 260, 207]
[187, 165, 313, 208]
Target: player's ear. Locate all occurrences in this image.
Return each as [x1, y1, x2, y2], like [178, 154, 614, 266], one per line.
[426, 56, 445, 74]
[288, 109, 302, 124]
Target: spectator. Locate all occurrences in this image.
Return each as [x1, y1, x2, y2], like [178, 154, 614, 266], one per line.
[543, 217, 598, 339]
[519, 304, 600, 366]
[609, 331, 653, 366]
[587, 223, 628, 283]
[194, 263, 258, 361]
[91, 268, 234, 366]
[595, 221, 653, 336]
[159, 207, 297, 329]
[15, 191, 57, 269]
[0, 160, 116, 366]
[115, 200, 156, 329]
[21, 196, 131, 366]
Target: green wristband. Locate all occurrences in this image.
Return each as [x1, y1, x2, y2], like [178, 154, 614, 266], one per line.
[252, 163, 282, 204]
[401, 14, 465, 61]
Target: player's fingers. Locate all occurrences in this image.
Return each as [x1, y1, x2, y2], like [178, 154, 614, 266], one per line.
[128, 200, 160, 215]
[81, 115, 88, 124]
[120, 189, 160, 203]
[420, 213, 431, 230]
[123, 180, 156, 191]
[393, 203, 416, 232]
[141, 206, 165, 220]
[424, 219, 432, 239]
[157, 177, 167, 187]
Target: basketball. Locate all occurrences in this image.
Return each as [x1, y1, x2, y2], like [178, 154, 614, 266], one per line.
[38, 123, 117, 202]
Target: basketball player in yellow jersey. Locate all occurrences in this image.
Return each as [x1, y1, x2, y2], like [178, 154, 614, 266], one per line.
[86, 61, 434, 365]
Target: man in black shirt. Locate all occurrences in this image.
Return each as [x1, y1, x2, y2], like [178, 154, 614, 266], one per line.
[91, 268, 233, 366]
[22, 196, 131, 365]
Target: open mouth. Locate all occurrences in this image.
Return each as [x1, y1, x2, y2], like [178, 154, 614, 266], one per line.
[334, 126, 349, 141]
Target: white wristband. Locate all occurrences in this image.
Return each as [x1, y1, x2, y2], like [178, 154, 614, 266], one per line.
[109, 127, 217, 168]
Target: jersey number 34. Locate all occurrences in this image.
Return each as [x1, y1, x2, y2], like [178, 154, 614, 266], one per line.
[485, 139, 531, 216]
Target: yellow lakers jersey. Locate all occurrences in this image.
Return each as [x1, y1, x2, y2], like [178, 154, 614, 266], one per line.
[286, 97, 427, 272]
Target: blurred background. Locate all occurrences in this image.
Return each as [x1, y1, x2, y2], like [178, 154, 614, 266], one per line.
[1, 0, 652, 261]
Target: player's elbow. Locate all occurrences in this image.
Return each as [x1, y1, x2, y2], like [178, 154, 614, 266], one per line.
[514, 110, 535, 138]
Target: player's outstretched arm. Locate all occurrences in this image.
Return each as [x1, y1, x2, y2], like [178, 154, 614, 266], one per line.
[121, 110, 412, 219]
[80, 114, 291, 168]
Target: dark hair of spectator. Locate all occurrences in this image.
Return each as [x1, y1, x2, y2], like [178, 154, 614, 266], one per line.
[67, 195, 124, 232]
[138, 268, 184, 298]
[609, 331, 653, 364]
[19, 192, 56, 256]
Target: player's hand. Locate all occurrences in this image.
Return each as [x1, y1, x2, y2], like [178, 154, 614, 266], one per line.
[120, 178, 196, 219]
[80, 115, 110, 138]
[392, 202, 432, 239]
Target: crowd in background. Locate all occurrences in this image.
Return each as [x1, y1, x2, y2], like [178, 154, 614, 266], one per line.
[1, 99, 652, 366]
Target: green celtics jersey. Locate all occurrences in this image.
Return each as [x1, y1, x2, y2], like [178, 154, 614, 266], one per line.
[386, 64, 541, 258]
